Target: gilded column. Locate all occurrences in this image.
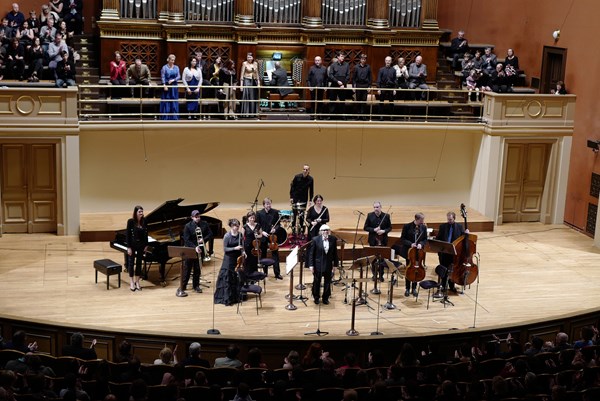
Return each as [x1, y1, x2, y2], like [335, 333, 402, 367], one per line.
[367, 0, 389, 29]
[421, 0, 439, 30]
[302, 0, 322, 28]
[168, 0, 185, 22]
[100, 0, 119, 20]
[235, 0, 254, 25]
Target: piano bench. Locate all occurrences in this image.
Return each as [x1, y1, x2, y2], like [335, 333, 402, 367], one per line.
[94, 259, 123, 290]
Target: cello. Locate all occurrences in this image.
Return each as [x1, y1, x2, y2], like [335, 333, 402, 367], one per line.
[405, 225, 426, 282]
[450, 203, 479, 286]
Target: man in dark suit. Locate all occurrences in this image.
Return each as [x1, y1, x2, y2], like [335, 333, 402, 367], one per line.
[180, 210, 213, 296]
[364, 201, 392, 281]
[307, 225, 339, 305]
[256, 198, 282, 279]
[269, 61, 293, 99]
[435, 211, 466, 295]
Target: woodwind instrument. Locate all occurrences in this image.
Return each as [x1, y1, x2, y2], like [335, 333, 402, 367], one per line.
[195, 226, 211, 262]
[375, 206, 392, 246]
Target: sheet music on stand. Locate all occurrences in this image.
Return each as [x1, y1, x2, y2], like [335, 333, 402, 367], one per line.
[286, 246, 299, 274]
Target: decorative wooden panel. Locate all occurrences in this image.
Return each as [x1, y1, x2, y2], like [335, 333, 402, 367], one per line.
[590, 172, 600, 198]
[587, 203, 597, 236]
[187, 44, 232, 64]
[119, 42, 160, 76]
[389, 49, 422, 65]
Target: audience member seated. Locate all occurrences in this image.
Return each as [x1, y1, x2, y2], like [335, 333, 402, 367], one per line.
[232, 382, 252, 401]
[154, 345, 178, 365]
[460, 52, 474, 79]
[16, 20, 34, 48]
[40, 4, 59, 27]
[282, 350, 300, 370]
[481, 47, 497, 76]
[39, 17, 56, 49]
[3, 330, 38, 353]
[551, 80, 567, 95]
[450, 30, 469, 70]
[121, 356, 149, 383]
[490, 63, 513, 93]
[0, 18, 13, 40]
[63, 0, 83, 35]
[214, 344, 242, 368]
[244, 347, 268, 369]
[127, 57, 152, 97]
[129, 378, 148, 401]
[523, 336, 544, 356]
[61, 332, 96, 359]
[47, 31, 67, 69]
[109, 50, 127, 99]
[5, 37, 25, 80]
[302, 342, 329, 369]
[24, 372, 59, 399]
[408, 55, 429, 100]
[59, 373, 91, 401]
[181, 342, 210, 368]
[55, 49, 76, 87]
[115, 340, 133, 363]
[574, 326, 596, 349]
[6, 3, 24, 29]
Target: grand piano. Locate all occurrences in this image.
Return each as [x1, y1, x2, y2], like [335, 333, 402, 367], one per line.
[110, 199, 223, 284]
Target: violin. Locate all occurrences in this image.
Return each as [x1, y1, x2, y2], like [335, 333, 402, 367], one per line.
[405, 246, 426, 282]
[450, 203, 479, 286]
[251, 229, 262, 258]
[235, 234, 245, 271]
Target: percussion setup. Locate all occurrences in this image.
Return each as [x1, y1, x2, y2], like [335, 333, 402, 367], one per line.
[274, 202, 308, 247]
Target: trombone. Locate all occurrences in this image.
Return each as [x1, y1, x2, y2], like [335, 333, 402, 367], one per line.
[195, 227, 211, 262]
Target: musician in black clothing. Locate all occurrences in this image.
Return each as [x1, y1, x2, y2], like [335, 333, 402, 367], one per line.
[290, 164, 314, 236]
[327, 52, 350, 119]
[180, 210, 213, 296]
[307, 56, 328, 119]
[377, 56, 397, 120]
[126, 205, 148, 292]
[434, 211, 467, 295]
[363, 202, 392, 281]
[396, 213, 427, 297]
[256, 198, 282, 279]
[306, 194, 330, 238]
[352, 54, 372, 119]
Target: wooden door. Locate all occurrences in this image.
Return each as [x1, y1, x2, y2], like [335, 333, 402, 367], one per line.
[540, 46, 567, 95]
[501, 143, 551, 223]
[1, 144, 57, 233]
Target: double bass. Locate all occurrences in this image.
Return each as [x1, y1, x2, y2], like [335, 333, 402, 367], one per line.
[450, 203, 479, 286]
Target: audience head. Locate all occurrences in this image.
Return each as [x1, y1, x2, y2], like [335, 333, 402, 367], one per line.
[225, 344, 240, 359]
[343, 389, 358, 401]
[70, 332, 84, 348]
[189, 342, 201, 357]
[246, 347, 263, 368]
[189, 56, 197, 68]
[159, 346, 174, 364]
[415, 55, 423, 65]
[54, 31, 63, 43]
[129, 378, 148, 401]
[118, 340, 132, 358]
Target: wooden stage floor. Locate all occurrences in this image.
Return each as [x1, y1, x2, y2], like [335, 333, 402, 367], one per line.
[2, 214, 600, 340]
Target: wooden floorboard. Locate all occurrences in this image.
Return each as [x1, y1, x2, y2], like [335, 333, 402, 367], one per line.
[2, 222, 599, 341]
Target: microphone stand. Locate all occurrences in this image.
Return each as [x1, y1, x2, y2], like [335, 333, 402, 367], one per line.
[470, 252, 481, 329]
[371, 290, 383, 335]
[250, 179, 265, 213]
[207, 256, 220, 335]
[305, 238, 328, 336]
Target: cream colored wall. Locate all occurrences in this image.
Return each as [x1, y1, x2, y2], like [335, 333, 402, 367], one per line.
[79, 124, 481, 213]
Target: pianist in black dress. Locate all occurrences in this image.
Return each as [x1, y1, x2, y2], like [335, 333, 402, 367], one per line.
[126, 205, 148, 292]
[214, 218, 243, 306]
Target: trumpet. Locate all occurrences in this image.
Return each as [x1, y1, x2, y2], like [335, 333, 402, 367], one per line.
[195, 227, 211, 262]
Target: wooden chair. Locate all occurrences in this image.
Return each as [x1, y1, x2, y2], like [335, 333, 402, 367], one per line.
[206, 367, 239, 387]
[36, 353, 58, 373]
[140, 363, 175, 385]
[478, 358, 508, 379]
[147, 384, 177, 401]
[353, 386, 371, 401]
[0, 349, 25, 368]
[272, 367, 291, 382]
[316, 387, 344, 401]
[178, 385, 211, 400]
[108, 381, 132, 401]
[238, 367, 267, 388]
[250, 387, 271, 401]
[184, 364, 210, 381]
[54, 356, 83, 377]
[221, 386, 237, 400]
[106, 360, 129, 382]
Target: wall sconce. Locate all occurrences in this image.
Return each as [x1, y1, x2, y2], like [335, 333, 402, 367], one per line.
[587, 139, 600, 154]
[552, 30, 561, 42]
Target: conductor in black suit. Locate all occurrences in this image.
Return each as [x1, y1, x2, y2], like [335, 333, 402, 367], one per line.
[307, 225, 339, 305]
[435, 211, 467, 294]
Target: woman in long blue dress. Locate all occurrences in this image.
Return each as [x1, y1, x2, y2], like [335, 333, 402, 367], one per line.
[182, 56, 202, 119]
[160, 54, 180, 120]
[214, 218, 243, 306]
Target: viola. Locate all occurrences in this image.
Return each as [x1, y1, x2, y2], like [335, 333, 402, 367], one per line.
[235, 234, 245, 271]
[405, 246, 426, 282]
[252, 237, 261, 257]
[268, 233, 278, 251]
[450, 203, 479, 286]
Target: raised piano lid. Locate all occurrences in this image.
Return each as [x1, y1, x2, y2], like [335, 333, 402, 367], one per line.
[144, 198, 219, 227]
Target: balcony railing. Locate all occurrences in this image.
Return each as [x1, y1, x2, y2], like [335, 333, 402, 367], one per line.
[77, 85, 485, 123]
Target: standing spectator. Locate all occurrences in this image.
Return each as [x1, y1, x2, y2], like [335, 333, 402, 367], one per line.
[127, 58, 152, 97]
[159, 54, 180, 120]
[327, 51, 350, 119]
[352, 53, 372, 119]
[61, 332, 96, 360]
[6, 3, 25, 29]
[63, 0, 83, 35]
[26, 10, 40, 36]
[394, 57, 409, 99]
[306, 55, 328, 119]
[182, 56, 202, 119]
[48, 0, 64, 19]
[219, 58, 236, 120]
[450, 30, 469, 70]
[27, 36, 44, 81]
[39, 17, 56, 49]
[109, 51, 127, 99]
[56, 20, 74, 47]
[46, 31, 67, 70]
[6, 37, 25, 80]
[408, 55, 428, 100]
[39, 4, 59, 28]
[376, 55, 396, 119]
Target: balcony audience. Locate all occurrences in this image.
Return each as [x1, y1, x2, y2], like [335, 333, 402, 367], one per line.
[408, 55, 428, 100]
[63, 0, 83, 35]
[481, 47, 498, 76]
[5, 37, 25, 80]
[55, 49, 76, 87]
[159, 53, 180, 120]
[109, 50, 127, 99]
[127, 58, 152, 97]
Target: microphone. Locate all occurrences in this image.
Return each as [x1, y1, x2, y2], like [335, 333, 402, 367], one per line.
[260, 179, 265, 187]
[354, 210, 365, 215]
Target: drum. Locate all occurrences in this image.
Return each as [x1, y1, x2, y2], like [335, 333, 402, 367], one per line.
[275, 226, 288, 247]
[279, 210, 293, 222]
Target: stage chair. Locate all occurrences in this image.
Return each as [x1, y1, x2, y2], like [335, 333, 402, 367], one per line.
[237, 269, 263, 315]
[416, 265, 446, 309]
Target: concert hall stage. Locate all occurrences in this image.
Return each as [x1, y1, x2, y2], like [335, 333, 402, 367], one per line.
[2, 205, 600, 346]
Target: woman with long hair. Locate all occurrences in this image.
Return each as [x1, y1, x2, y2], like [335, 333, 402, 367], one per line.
[214, 219, 243, 306]
[239, 52, 259, 118]
[219, 59, 237, 120]
[126, 205, 148, 291]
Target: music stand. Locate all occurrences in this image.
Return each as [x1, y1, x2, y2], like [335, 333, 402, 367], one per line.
[363, 246, 391, 295]
[168, 246, 198, 298]
[424, 240, 457, 306]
